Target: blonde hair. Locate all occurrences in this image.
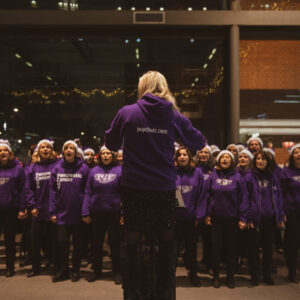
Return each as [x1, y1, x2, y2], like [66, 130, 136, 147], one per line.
[137, 71, 179, 111]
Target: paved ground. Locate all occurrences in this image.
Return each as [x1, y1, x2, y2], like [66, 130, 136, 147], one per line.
[1, 238, 300, 300]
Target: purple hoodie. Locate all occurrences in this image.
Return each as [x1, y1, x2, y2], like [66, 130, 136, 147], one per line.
[281, 166, 300, 214]
[82, 164, 122, 216]
[49, 157, 90, 225]
[206, 168, 248, 222]
[175, 166, 206, 221]
[246, 169, 284, 226]
[105, 93, 206, 191]
[25, 159, 57, 221]
[0, 158, 25, 210]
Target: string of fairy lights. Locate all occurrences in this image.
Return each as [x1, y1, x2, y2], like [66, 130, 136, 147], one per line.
[11, 67, 224, 102]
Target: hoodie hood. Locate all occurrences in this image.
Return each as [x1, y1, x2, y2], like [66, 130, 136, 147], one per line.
[137, 93, 173, 123]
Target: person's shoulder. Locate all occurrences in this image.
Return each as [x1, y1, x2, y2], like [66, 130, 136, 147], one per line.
[119, 103, 139, 115]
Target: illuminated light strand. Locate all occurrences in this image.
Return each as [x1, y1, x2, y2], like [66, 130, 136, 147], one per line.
[11, 67, 224, 102]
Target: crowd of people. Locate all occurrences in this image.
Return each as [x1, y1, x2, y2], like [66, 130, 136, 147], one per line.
[0, 71, 300, 299]
[0, 136, 299, 289]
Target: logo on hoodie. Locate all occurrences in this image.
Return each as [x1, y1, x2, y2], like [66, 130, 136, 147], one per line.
[57, 173, 82, 190]
[258, 180, 270, 188]
[94, 173, 117, 184]
[292, 176, 300, 183]
[0, 177, 10, 185]
[35, 172, 51, 189]
[177, 185, 193, 194]
[203, 174, 210, 181]
[216, 178, 233, 186]
[136, 127, 168, 135]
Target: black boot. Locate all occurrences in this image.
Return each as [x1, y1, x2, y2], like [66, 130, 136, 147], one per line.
[188, 271, 201, 287]
[213, 275, 221, 288]
[226, 276, 235, 289]
[288, 271, 299, 284]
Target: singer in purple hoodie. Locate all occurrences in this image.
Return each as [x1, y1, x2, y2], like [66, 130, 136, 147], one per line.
[175, 146, 206, 287]
[0, 141, 25, 277]
[82, 145, 122, 284]
[50, 140, 90, 283]
[105, 71, 206, 300]
[205, 150, 248, 289]
[246, 150, 284, 286]
[25, 139, 58, 278]
[281, 143, 300, 283]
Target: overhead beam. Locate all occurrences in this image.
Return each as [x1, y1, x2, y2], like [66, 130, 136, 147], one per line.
[0, 10, 300, 27]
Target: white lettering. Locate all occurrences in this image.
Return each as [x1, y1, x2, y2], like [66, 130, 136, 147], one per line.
[94, 173, 117, 184]
[57, 173, 82, 190]
[35, 172, 51, 189]
[216, 178, 233, 186]
[292, 176, 300, 183]
[0, 177, 10, 185]
[177, 185, 193, 194]
[136, 127, 168, 135]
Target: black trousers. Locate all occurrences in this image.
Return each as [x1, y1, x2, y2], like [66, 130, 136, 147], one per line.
[56, 223, 81, 273]
[31, 219, 57, 272]
[0, 208, 18, 271]
[199, 222, 211, 269]
[175, 219, 198, 274]
[211, 216, 238, 277]
[20, 210, 32, 260]
[285, 212, 300, 275]
[81, 221, 91, 259]
[121, 187, 176, 300]
[91, 211, 120, 274]
[248, 217, 276, 279]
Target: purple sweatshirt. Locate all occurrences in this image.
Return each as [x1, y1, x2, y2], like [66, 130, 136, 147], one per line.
[175, 166, 206, 221]
[82, 164, 122, 216]
[49, 158, 90, 225]
[0, 158, 25, 210]
[246, 169, 284, 226]
[206, 168, 248, 222]
[281, 166, 300, 214]
[105, 93, 206, 191]
[25, 159, 57, 221]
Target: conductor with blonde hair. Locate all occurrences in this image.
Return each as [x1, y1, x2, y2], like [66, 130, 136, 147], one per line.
[105, 71, 206, 300]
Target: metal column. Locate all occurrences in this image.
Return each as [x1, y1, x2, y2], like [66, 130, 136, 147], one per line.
[230, 0, 240, 143]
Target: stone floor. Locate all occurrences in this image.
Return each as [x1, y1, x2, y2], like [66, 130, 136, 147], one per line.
[1, 235, 300, 300]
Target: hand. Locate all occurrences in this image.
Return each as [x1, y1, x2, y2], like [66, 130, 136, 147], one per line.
[31, 208, 38, 218]
[204, 216, 212, 226]
[18, 211, 26, 220]
[284, 215, 287, 222]
[194, 220, 199, 226]
[82, 216, 92, 224]
[278, 221, 284, 229]
[239, 220, 246, 230]
[51, 216, 57, 224]
[120, 216, 124, 226]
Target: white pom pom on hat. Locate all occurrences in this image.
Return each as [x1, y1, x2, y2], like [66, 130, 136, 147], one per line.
[289, 143, 300, 155]
[263, 147, 275, 157]
[226, 144, 239, 153]
[84, 148, 95, 156]
[0, 139, 12, 152]
[37, 139, 54, 149]
[239, 149, 254, 161]
[247, 137, 263, 148]
[216, 150, 234, 163]
[62, 140, 78, 152]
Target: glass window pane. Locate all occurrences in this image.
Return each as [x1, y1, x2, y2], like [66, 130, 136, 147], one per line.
[240, 40, 300, 146]
[0, 34, 226, 159]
